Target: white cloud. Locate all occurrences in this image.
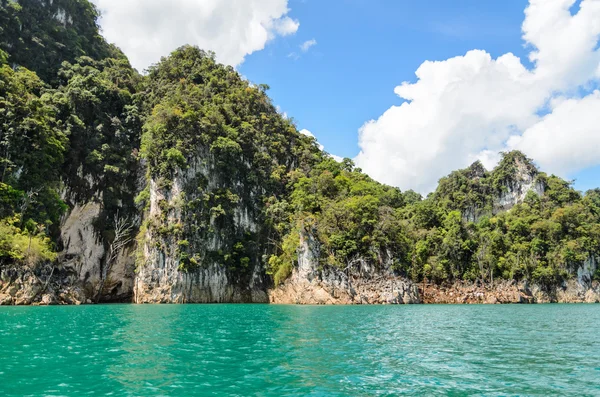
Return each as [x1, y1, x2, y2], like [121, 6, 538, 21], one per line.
[508, 90, 600, 176]
[299, 128, 324, 151]
[355, 0, 600, 194]
[300, 38, 317, 52]
[93, 0, 299, 71]
[300, 129, 343, 162]
[275, 105, 288, 119]
[288, 38, 317, 60]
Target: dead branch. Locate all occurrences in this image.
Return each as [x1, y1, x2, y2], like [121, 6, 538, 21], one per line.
[95, 211, 133, 303]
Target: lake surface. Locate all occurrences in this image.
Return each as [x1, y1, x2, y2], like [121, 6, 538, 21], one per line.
[1, 304, 599, 396]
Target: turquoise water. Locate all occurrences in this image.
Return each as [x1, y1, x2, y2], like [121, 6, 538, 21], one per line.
[1, 305, 599, 396]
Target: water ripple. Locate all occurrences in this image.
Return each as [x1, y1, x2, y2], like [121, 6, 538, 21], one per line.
[1, 304, 600, 396]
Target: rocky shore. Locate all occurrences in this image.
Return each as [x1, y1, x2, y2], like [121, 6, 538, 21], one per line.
[2, 276, 600, 306]
[0, 266, 88, 306]
[269, 272, 420, 305]
[2, 258, 599, 306]
[268, 275, 600, 305]
[420, 280, 600, 304]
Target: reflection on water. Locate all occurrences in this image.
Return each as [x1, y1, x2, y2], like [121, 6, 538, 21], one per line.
[108, 305, 181, 394]
[1, 304, 600, 396]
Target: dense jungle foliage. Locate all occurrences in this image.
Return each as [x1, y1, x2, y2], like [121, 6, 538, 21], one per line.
[138, 46, 322, 280]
[268, 151, 600, 286]
[1, 0, 599, 287]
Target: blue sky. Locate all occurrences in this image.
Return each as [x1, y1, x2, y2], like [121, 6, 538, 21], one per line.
[238, 0, 599, 193]
[96, 0, 599, 193]
[240, 0, 529, 158]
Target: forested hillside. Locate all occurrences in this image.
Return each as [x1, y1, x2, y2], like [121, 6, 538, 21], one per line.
[0, 0, 598, 305]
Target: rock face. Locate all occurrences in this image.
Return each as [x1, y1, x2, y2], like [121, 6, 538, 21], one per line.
[0, 198, 137, 306]
[270, 232, 599, 305]
[134, 259, 268, 304]
[495, 156, 544, 212]
[2, 241, 598, 305]
[133, 154, 269, 303]
[421, 279, 600, 304]
[0, 264, 87, 306]
[269, 270, 420, 305]
[60, 202, 105, 291]
[420, 257, 600, 304]
[269, 231, 420, 304]
[421, 281, 531, 304]
[1, 160, 597, 306]
[59, 202, 135, 302]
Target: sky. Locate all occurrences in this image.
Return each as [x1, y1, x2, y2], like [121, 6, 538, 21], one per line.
[93, 0, 600, 194]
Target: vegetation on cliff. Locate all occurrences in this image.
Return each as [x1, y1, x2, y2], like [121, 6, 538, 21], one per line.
[52, 55, 142, 222]
[270, 150, 600, 287]
[401, 155, 600, 285]
[0, 0, 599, 291]
[0, 0, 122, 84]
[0, 0, 139, 270]
[0, 55, 67, 229]
[138, 46, 321, 280]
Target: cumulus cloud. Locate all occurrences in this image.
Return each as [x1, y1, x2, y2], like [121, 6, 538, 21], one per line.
[300, 129, 343, 162]
[355, 0, 600, 193]
[93, 0, 299, 71]
[508, 91, 600, 176]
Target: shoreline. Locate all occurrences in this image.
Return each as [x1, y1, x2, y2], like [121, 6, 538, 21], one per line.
[2, 300, 600, 307]
[2, 265, 599, 306]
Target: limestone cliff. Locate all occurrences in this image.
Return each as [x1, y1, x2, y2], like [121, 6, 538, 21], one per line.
[270, 230, 421, 304]
[59, 201, 135, 302]
[0, 195, 138, 305]
[0, 1, 598, 305]
[494, 153, 544, 212]
[2, 145, 596, 306]
[269, 232, 600, 305]
[134, 153, 268, 303]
